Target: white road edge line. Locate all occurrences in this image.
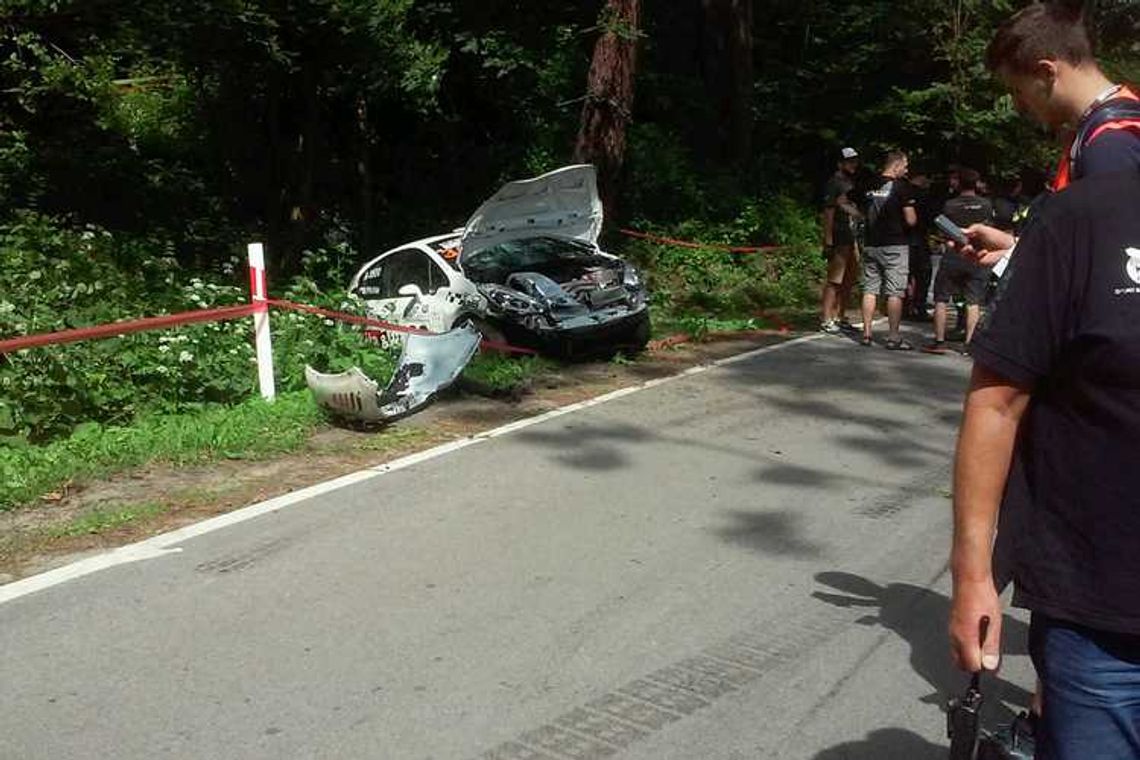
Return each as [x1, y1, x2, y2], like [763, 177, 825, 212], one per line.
[0, 332, 825, 606]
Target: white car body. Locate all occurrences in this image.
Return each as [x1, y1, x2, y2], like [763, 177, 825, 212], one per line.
[348, 165, 645, 350]
[349, 231, 481, 336]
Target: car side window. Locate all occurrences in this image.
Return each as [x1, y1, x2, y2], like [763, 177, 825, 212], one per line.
[357, 249, 452, 299]
[380, 250, 432, 297]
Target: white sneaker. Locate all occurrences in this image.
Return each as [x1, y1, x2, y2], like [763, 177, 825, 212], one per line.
[820, 319, 841, 334]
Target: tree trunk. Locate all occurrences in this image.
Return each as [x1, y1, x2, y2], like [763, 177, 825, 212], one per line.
[573, 0, 641, 226]
[279, 65, 321, 279]
[355, 93, 375, 259]
[701, 0, 754, 169]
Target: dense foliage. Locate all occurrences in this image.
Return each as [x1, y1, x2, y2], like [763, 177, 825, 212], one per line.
[1, 0, 1137, 448]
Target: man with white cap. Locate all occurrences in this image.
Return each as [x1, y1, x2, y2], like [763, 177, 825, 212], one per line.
[819, 147, 863, 332]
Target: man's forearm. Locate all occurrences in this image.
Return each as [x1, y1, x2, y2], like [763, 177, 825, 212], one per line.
[952, 365, 1030, 584]
[821, 208, 836, 245]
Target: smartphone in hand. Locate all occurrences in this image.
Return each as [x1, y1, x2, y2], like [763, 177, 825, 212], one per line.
[935, 214, 970, 246]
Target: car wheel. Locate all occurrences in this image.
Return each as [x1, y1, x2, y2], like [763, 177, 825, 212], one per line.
[629, 315, 651, 352]
[608, 314, 651, 356]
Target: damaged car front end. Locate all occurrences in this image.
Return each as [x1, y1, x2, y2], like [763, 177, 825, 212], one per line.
[466, 235, 649, 355]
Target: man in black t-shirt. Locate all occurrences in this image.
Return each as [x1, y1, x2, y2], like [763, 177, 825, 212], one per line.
[819, 148, 863, 333]
[950, 171, 1140, 760]
[924, 169, 994, 352]
[859, 150, 917, 349]
[991, 177, 1024, 233]
[904, 170, 936, 320]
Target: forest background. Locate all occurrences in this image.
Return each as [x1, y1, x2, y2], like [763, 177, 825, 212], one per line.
[0, 0, 1138, 458]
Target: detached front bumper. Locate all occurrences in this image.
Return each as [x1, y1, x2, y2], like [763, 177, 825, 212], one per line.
[305, 324, 481, 423]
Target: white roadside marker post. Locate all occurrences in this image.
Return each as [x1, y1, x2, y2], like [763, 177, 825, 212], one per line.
[248, 243, 276, 401]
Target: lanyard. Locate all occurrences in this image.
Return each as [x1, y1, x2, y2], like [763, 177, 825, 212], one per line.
[1076, 84, 1123, 128]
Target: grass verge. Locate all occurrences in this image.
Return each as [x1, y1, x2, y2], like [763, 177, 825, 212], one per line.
[0, 391, 322, 512]
[46, 501, 170, 538]
[461, 353, 557, 396]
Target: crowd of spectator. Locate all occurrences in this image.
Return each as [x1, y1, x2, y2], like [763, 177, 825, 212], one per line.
[819, 152, 1036, 354]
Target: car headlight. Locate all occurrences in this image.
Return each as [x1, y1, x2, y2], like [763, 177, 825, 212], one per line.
[623, 264, 644, 289]
[480, 284, 545, 316]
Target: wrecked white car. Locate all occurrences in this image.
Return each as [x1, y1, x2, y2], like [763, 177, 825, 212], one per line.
[348, 164, 650, 356]
[306, 165, 650, 424]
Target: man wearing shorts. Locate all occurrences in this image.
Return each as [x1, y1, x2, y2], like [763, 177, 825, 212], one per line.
[860, 150, 917, 349]
[820, 147, 862, 333]
[925, 169, 994, 353]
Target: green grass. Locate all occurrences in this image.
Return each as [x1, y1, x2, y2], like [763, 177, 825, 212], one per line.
[0, 391, 323, 512]
[47, 502, 169, 538]
[462, 353, 555, 394]
[649, 306, 784, 342]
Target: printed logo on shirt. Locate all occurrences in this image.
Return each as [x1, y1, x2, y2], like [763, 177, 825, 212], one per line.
[1128, 247, 1140, 284]
[1117, 246, 1140, 295]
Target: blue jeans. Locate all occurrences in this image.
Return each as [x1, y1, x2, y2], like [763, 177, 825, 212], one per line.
[1030, 614, 1140, 760]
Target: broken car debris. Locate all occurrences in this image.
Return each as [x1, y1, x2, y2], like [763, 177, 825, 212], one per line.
[305, 323, 481, 423]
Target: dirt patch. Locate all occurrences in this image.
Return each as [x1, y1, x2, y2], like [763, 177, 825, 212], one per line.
[0, 333, 793, 584]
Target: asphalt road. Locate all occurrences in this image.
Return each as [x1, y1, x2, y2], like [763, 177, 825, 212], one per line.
[0, 329, 1035, 760]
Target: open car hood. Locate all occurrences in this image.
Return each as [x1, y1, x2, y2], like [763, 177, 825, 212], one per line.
[305, 325, 480, 423]
[460, 165, 603, 261]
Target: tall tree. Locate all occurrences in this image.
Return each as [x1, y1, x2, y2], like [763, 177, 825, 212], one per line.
[701, 0, 753, 168]
[573, 0, 641, 224]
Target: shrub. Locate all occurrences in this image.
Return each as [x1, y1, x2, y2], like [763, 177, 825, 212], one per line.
[0, 214, 394, 444]
[619, 193, 823, 324]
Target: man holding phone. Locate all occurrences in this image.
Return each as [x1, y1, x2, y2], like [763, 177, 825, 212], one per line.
[923, 169, 994, 353]
[950, 5, 1140, 758]
[957, 3, 1140, 268]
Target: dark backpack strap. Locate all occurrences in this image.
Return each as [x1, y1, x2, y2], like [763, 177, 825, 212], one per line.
[1072, 101, 1140, 180]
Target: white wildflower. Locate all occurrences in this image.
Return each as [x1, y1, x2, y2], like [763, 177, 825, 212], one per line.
[179, 350, 193, 363]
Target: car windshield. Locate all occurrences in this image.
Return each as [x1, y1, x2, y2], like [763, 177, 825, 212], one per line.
[462, 236, 600, 283]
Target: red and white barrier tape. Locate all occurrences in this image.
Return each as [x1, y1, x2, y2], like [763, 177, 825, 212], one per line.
[0, 304, 259, 354]
[0, 300, 536, 357]
[268, 299, 536, 355]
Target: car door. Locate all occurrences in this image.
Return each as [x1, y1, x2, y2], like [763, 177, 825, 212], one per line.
[355, 247, 460, 334]
[354, 248, 422, 328]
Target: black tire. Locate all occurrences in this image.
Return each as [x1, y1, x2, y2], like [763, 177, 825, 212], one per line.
[627, 314, 651, 352]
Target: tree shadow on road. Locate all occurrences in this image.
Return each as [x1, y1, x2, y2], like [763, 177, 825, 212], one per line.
[809, 727, 945, 760]
[812, 571, 1031, 724]
[713, 510, 824, 558]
